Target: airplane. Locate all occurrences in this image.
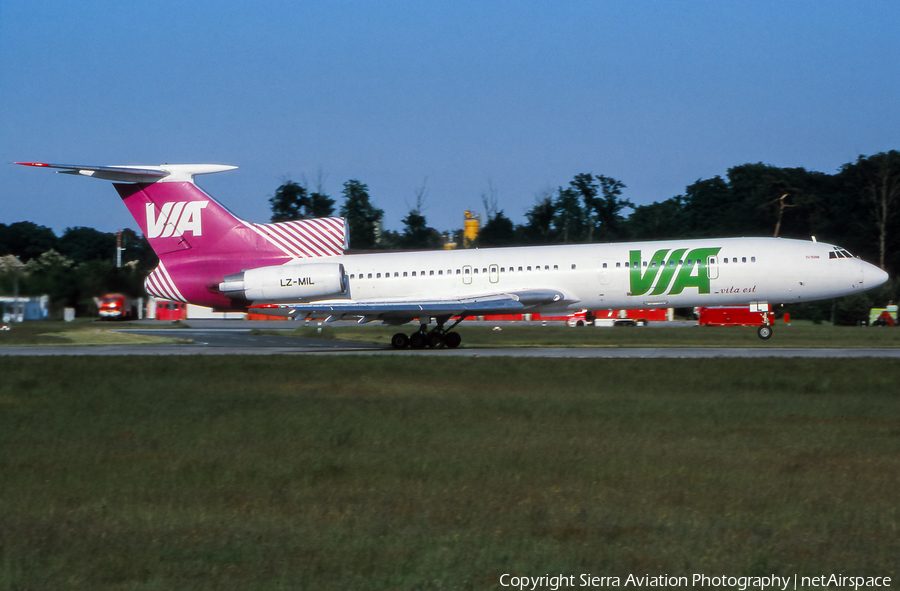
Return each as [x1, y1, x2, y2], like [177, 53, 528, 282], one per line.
[16, 162, 889, 346]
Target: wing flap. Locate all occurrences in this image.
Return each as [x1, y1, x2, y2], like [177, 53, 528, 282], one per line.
[248, 289, 574, 323]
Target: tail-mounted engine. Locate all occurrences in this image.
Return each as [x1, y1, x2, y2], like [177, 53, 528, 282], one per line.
[219, 262, 346, 301]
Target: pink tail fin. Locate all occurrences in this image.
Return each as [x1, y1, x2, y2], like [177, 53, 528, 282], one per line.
[16, 162, 346, 309]
[116, 181, 347, 308]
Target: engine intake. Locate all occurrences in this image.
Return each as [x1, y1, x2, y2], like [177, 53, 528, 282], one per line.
[219, 262, 346, 301]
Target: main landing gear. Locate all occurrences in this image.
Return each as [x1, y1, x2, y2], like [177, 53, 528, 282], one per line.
[391, 316, 464, 350]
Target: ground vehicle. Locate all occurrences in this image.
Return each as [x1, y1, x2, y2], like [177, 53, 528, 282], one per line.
[869, 305, 898, 326]
[567, 308, 669, 327]
[98, 294, 134, 320]
[696, 305, 775, 327]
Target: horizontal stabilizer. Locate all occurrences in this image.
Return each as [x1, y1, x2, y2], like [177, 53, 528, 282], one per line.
[14, 162, 236, 183]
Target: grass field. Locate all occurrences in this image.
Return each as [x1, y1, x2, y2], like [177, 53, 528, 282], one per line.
[1, 356, 898, 590]
[0, 320, 190, 347]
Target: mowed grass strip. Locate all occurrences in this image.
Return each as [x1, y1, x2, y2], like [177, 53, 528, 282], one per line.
[1, 356, 898, 590]
[0, 320, 190, 346]
[282, 322, 900, 348]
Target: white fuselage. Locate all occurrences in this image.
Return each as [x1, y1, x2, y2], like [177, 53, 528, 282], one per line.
[299, 237, 886, 314]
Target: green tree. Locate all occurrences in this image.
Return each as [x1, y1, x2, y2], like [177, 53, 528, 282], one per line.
[22, 249, 77, 312]
[308, 190, 336, 218]
[269, 181, 308, 222]
[522, 192, 556, 244]
[592, 174, 631, 241]
[400, 210, 442, 250]
[476, 211, 517, 247]
[270, 179, 336, 222]
[339, 180, 384, 250]
[552, 187, 586, 243]
[0, 221, 58, 262]
[626, 195, 689, 240]
[57, 226, 116, 265]
[839, 151, 900, 270]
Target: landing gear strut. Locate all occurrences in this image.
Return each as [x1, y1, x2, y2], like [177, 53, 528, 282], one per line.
[391, 316, 464, 350]
[757, 309, 773, 340]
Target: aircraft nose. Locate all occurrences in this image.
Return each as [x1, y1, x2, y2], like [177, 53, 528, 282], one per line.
[863, 262, 889, 288]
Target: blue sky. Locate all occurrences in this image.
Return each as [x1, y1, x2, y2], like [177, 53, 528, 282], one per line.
[2, 0, 898, 236]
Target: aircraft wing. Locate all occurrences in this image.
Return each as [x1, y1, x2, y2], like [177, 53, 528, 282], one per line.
[249, 289, 575, 324]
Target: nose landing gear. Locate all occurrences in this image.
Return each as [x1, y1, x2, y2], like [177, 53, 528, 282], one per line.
[757, 309, 773, 340]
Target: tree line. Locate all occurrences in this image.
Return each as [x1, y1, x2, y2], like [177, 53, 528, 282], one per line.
[2, 150, 898, 321]
[268, 152, 900, 272]
[0, 224, 157, 317]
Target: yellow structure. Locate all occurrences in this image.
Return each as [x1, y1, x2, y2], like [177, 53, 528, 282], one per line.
[464, 211, 481, 247]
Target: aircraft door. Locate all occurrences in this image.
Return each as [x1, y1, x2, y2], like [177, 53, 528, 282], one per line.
[489, 264, 499, 283]
[462, 265, 473, 285]
[707, 255, 719, 280]
[599, 260, 613, 285]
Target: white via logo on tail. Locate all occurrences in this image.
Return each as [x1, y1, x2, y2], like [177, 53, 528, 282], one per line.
[146, 201, 209, 239]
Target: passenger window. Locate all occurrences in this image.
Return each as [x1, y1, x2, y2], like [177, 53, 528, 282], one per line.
[751, 257, 756, 262]
[554, 265, 558, 270]
[527, 266, 532, 271]
[571, 264, 576, 270]
[723, 258, 728, 264]
[438, 270, 443, 275]
[474, 268, 478, 274]
[742, 257, 746, 263]
[500, 267, 505, 272]
[616, 263, 621, 268]
[544, 265, 549, 270]
[368, 273, 372, 279]
[732, 258, 737, 263]
[430, 270, 435, 276]
[519, 266, 523, 272]
[602, 263, 607, 268]
[376, 273, 381, 278]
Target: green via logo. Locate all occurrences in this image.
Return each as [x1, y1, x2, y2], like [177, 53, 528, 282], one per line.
[629, 247, 721, 296]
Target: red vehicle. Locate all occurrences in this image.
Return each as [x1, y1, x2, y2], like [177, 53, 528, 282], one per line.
[98, 294, 135, 320]
[153, 300, 187, 321]
[696, 305, 775, 327]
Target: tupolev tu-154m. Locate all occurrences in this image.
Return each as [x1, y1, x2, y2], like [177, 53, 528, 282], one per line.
[17, 162, 889, 347]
